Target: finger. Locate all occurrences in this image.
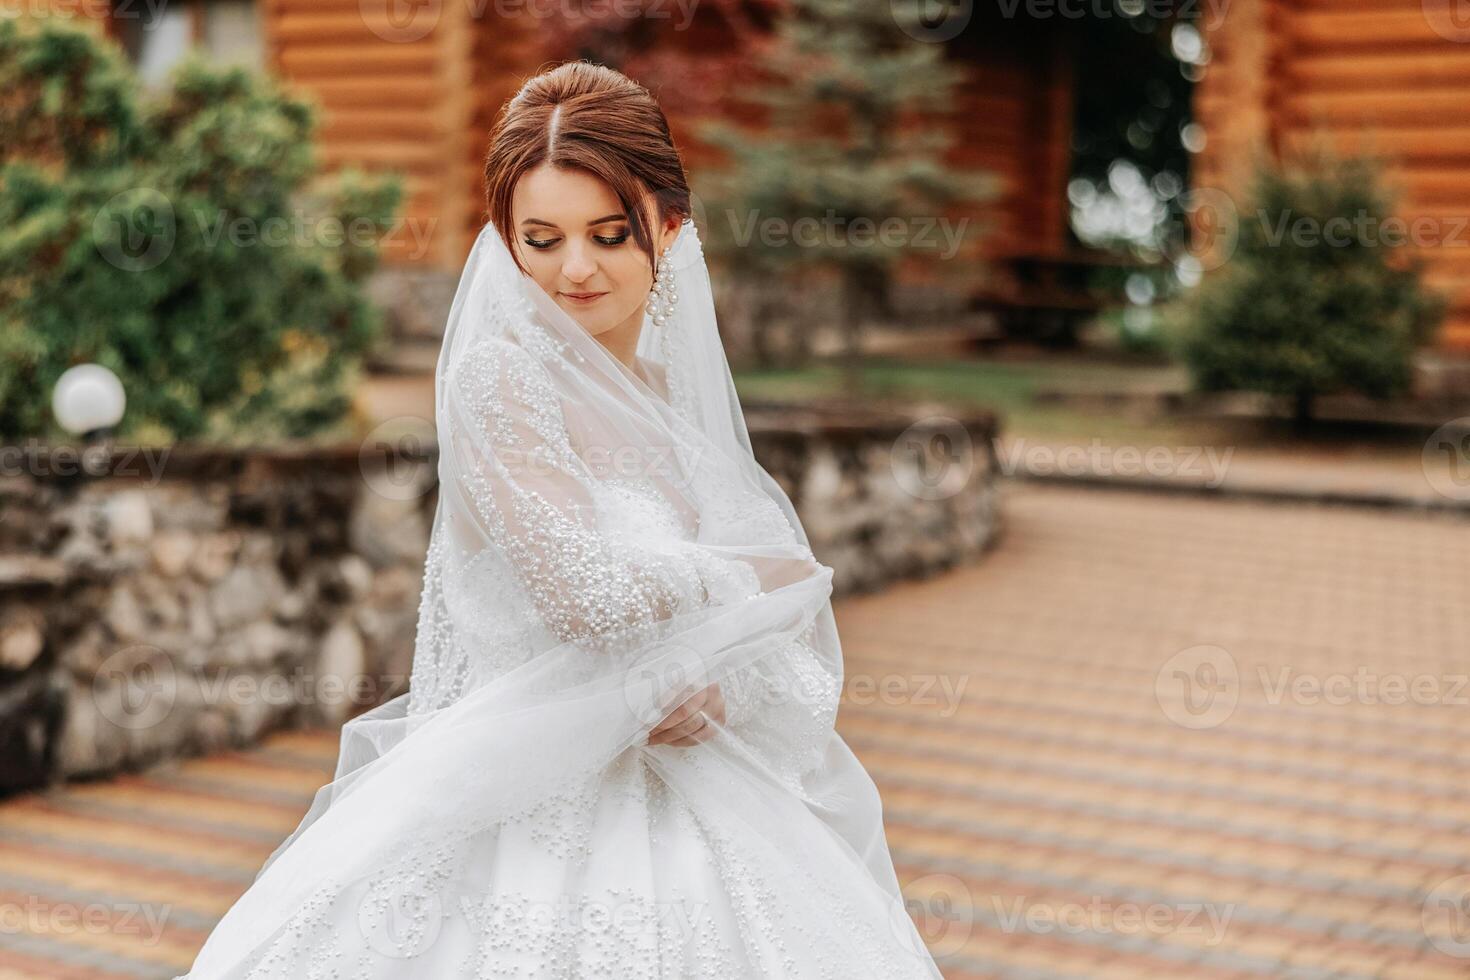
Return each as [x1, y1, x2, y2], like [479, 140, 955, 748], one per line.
[647, 705, 690, 736]
[667, 714, 712, 746]
[657, 709, 710, 743]
[647, 720, 704, 747]
[703, 685, 726, 725]
[675, 685, 722, 730]
[654, 682, 704, 718]
[646, 709, 704, 745]
[648, 687, 711, 734]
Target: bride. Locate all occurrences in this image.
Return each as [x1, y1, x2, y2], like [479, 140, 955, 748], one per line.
[176, 61, 945, 979]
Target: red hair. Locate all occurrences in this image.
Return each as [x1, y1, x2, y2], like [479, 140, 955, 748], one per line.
[483, 61, 691, 277]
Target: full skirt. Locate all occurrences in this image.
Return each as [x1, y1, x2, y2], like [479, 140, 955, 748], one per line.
[174, 686, 946, 980]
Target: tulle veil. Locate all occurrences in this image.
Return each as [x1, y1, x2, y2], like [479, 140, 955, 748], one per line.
[174, 217, 946, 978]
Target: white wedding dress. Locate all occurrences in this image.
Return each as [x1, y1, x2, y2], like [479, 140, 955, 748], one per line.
[174, 219, 946, 979]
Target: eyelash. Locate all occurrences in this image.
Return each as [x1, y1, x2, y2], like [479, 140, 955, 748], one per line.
[523, 233, 629, 250]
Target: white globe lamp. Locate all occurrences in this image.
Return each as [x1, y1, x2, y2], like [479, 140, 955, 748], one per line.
[52, 363, 126, 440]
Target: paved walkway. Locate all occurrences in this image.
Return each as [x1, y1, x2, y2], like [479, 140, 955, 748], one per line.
[4, 483, 1470, 978]
[999, 435, 1470, 514]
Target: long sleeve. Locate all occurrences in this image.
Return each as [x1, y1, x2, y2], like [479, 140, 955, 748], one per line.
[445, 336, 727, 647]
[441, 334, 837, 766]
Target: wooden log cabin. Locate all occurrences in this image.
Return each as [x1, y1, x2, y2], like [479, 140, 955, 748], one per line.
[21, 0, 1083, 341]
[1195, 0, 1470, 351]
[22, 1, 1470, 352]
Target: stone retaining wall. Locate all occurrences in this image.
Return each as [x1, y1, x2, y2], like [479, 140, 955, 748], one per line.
[0, 405, 1000, 793]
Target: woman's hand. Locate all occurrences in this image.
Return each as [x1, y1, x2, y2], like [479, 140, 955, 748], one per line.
[646, 682, 726, 747]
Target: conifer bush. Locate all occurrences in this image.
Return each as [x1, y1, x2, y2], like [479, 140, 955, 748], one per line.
[0, 18, 402, 443]
[1171, 150, 1443, 426]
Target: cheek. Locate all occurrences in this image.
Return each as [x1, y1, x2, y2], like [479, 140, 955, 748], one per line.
[613, 267, 655, 323]
[606, 252, 653, 305]
[522, 252, 561, 293]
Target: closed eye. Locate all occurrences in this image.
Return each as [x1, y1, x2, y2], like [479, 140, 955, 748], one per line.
[523, 233, 625, 249]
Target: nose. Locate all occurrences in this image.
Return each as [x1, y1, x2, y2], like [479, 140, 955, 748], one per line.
[560, 242, 597, 286]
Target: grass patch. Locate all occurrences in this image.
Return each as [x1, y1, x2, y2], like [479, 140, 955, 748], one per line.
[732, 357, 1194, 443]
[731, 356, 1434, 457]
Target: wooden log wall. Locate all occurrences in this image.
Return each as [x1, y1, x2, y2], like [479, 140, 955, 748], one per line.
[1195, 0, 1470, 350]
[948, 31, 1078, 264]
[18, 2, 1077, 291]
[459, 10, 549, 261]
[256, 0, 478, 267]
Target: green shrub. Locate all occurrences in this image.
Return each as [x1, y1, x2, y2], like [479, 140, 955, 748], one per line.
[0, 18, 401, 444]
[1169, 148, 1444, 425]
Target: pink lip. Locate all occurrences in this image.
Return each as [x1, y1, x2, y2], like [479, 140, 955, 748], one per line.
[561, 291, 607, 303]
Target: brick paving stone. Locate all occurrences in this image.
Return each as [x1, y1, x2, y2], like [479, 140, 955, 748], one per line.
[839, 484, 1470, 978]
[3, 482, 1470, 977]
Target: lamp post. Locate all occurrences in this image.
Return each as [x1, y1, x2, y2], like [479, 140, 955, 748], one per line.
[52, 364, 126, 442]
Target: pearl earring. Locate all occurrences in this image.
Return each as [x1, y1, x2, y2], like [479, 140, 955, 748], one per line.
[648, 249, 678, 327]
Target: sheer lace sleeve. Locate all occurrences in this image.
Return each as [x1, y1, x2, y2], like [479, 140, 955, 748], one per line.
[442, 334, 834, 764]
[444, 336, 717, 646]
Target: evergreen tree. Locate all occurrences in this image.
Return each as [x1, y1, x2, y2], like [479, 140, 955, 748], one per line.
[1173, 149, 1443, 427]
[0, 18, 401, 444]
[696, 0, 996, 371]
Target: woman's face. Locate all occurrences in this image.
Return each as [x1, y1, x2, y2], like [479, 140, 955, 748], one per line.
[511, 164, 678, 340]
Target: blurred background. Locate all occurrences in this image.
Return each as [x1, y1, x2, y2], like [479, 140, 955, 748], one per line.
[2, 0, 1470, 977]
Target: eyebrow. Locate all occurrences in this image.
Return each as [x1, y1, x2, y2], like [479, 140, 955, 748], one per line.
[520, 214, 627, 229]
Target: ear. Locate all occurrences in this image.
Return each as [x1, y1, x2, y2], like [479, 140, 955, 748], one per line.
[656, 212, 681, 255]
